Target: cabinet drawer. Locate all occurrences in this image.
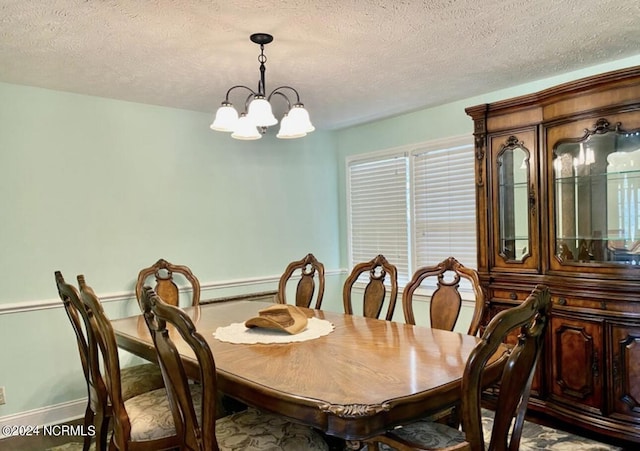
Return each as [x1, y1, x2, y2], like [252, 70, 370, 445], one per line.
[491, 288, 531, 302]
[493, 288, 609, 311]
[551, 294, 604, 310]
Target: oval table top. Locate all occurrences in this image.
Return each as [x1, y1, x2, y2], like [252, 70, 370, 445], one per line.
[112, 299, 507, 440]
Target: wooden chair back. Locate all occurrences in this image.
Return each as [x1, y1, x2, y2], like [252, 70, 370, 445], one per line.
[76, 275, 134, 450]
[135, 258, 201, 309]
[55, 271, 109, 450]
[343, 254, 398, 321]
[462, 284, 551, 451]
[403, 256, 485, 336]
[277, 253, 326, 309]
[369, 285, 551, 451]
[140, 286, 219, 451]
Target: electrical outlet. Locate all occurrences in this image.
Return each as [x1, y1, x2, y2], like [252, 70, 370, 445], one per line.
[0, 386, 5, 405]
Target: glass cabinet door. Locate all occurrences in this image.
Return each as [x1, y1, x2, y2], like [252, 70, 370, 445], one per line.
[491, 131, 538, 271]
[553, 118, 640, 265]
[498, 138, 530, 261]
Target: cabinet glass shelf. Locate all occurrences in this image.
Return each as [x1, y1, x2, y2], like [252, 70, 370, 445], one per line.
[499, 181, 529, 188]
[553, 121, 640, 265]
[555, 170, 640, 182]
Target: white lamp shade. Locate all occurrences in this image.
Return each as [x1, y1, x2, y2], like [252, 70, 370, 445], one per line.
[210, 104, 239, 132]
[287, 104, 315, 133]
[231, 114, 261, 140]
[277, 114, 307, 139]
[247, 97, 278, 127]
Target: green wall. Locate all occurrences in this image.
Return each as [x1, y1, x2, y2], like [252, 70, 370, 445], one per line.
[0, 83, 341, 301]
[0, 83, 341, 418]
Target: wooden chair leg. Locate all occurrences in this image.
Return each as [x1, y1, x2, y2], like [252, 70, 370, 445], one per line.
[82, 405, 94, 451]
[321, 434, 352, 450]
[94, 412, 110, 451]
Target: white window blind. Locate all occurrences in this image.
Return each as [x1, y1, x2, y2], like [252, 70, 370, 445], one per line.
[412, 142, 477, 269]
[346, 136, 476, 291]
[347, 156, 410, 283]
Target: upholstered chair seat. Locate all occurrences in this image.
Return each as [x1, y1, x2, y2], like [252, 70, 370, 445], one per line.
[124, 387, 182, 442]
[120, 363, 164, 401]
[125, 383, 328, 449]
[216, 408, 330, 450]
[376, 421, 466, 450]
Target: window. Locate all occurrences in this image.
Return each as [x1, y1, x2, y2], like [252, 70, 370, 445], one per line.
[347, 136, 476, 286]
[347, 155, 410, 282]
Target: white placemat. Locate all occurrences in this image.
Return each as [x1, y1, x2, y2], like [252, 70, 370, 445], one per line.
[213, 317, 335, 344]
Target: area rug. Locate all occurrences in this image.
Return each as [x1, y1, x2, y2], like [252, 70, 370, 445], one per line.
[359, 409, 622, 451]
[46, 445, 86, 451]
[45, 410, 623, 451]
[480, 409, 621, 451]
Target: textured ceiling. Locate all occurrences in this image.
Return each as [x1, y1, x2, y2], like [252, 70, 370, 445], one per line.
[1, 0, 640, 130]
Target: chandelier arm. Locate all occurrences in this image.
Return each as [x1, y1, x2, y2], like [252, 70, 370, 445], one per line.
[243, 93, 255, 112]
[268, 91, 292, 110]
[224, 85, 258, 102]
[267, 86, 302, 104]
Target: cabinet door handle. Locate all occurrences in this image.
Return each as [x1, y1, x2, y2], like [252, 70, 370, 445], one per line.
[556, 297, 567, 306]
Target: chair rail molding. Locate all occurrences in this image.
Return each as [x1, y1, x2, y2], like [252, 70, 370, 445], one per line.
[0, 269, 347, 315]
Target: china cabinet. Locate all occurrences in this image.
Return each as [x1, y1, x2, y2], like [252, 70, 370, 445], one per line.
[466, 65, 640, 444]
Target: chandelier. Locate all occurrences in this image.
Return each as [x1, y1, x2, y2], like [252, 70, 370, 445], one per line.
[210, 33, 314, 140]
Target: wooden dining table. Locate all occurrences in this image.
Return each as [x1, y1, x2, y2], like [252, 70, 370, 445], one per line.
[112, 299, 508, 441]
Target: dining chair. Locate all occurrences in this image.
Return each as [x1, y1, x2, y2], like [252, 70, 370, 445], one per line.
[139, 285, 330, 451]
[135, 258, 201, 309]
[343, 254, 399, 321]
[77, 275, 181, 451]
[277, 253, 325, 309]
[55, 271, 165, 451]
[366, 284, 551, 451]
[403, 256, 486, 336]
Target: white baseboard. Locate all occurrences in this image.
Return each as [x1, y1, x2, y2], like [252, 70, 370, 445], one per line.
[0, 398, 86, 440]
